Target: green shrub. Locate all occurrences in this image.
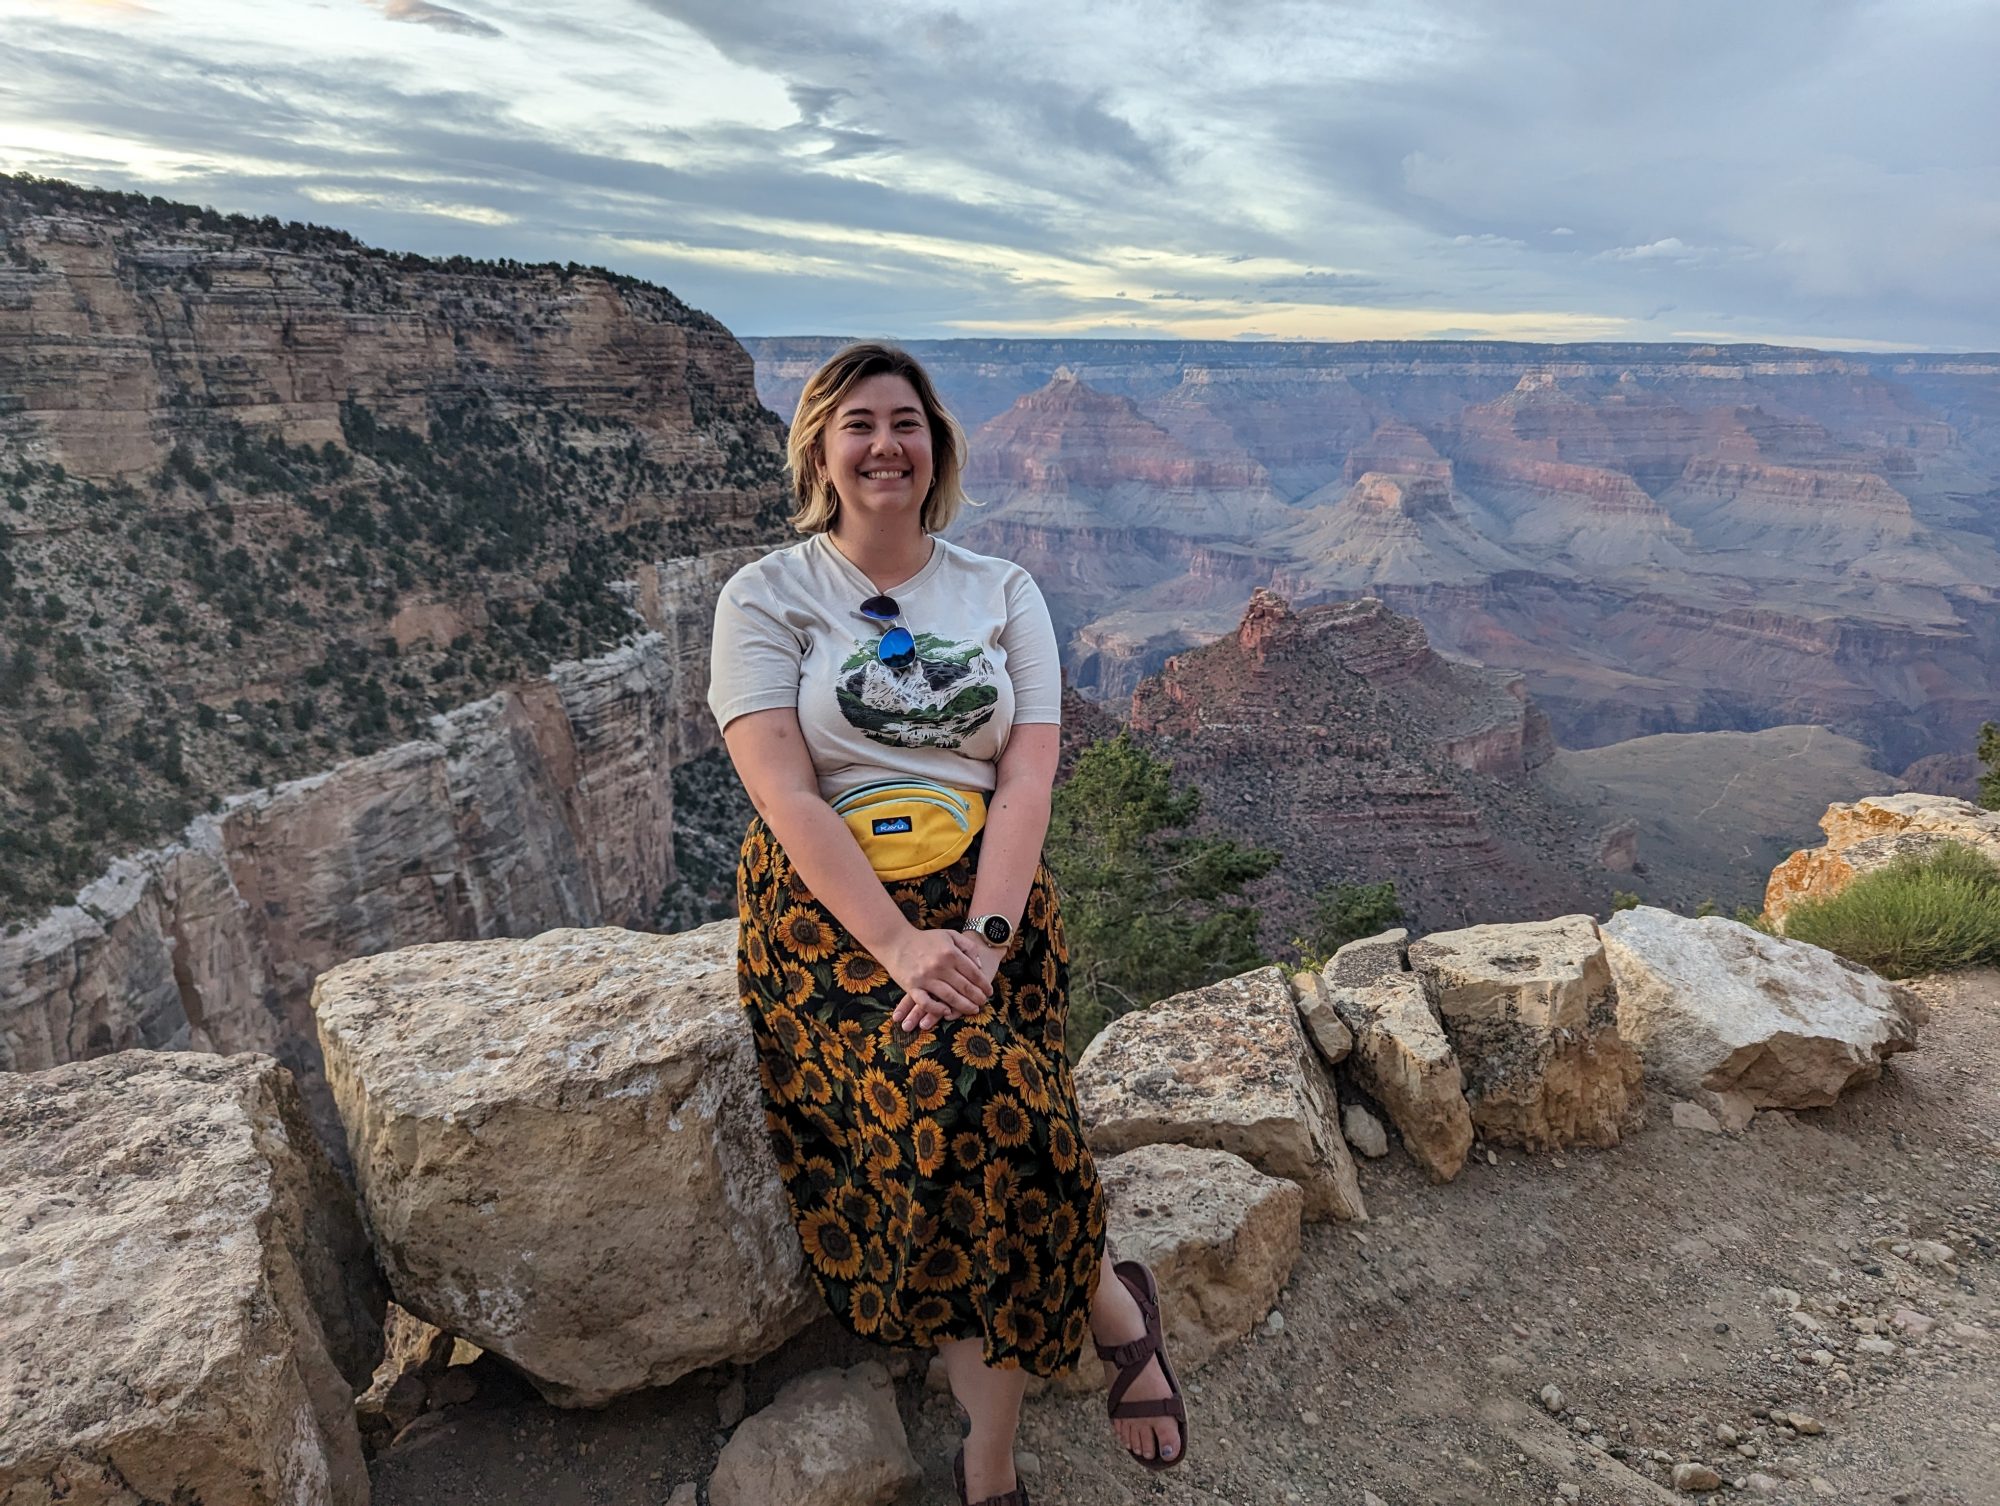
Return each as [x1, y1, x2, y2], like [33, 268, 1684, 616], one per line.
[1781, 841, 2000, 979]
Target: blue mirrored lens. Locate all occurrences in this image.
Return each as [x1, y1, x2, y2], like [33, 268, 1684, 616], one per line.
[878, 626, 916, 668]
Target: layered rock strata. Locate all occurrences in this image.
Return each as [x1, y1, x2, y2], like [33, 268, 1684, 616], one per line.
[0, 1051, 386, 1506]
[1407, 916, 1645, 1150]
[310, 919, 818, 1408]
[1602, 907, 1927, 1107]
[750, 337, 2000, 767]
[1125, 589, 1601, 938]
[0, 550, 760, 1165]
[1073, 965, 1367, 1222]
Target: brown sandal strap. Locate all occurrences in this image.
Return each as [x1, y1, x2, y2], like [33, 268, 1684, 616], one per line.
[1094, 1334, 1155, 1370]
[1111, 1395, 1187, 1423]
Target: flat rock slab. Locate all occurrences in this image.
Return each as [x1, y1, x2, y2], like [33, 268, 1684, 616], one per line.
[707, 1362, 919, 1506]
[0, 1051, 385, 1506]
[312, 920, 818, 1408]
[1602, 907, 1926, 1107]
[1409, 915, 1643, 1151]
[1076, 966, 1366, 1222]
[1320, 935, 1474, 1183]
[1099, 1143, 1305, 1372]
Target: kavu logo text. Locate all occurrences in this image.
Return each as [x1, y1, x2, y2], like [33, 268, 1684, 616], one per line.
[872, 816, 914, 835]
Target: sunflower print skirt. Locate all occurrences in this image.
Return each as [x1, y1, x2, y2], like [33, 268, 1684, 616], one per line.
[735, 813, 1107, 1376]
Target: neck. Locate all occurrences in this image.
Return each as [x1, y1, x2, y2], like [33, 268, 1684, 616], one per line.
[826, 513, 933, 593]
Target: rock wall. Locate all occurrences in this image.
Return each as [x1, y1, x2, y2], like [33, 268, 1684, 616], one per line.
[0, 549, 764, 1163]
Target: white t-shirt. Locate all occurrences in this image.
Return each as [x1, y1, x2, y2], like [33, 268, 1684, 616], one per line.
[707, 531, 1063, 799]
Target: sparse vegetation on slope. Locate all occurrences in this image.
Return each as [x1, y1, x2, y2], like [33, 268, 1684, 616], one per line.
[1781, 841, 2000, 978]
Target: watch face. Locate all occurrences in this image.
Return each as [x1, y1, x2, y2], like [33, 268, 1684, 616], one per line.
[981, 916, 1011, 945]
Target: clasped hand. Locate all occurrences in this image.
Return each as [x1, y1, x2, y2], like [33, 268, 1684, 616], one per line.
[884, 927, 1002, 1034]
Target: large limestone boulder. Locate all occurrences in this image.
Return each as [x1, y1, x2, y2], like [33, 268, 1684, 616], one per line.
[1602, 907, 1926, 1107]
[0, 1052, 386, 1506]
[1076, 966, 1367, 1222]
[1099, 1143, 1305, 1372]
[1314, 929, 1473, 1182]
[1765, 793, 2000, 925]
[1408, 916, 1644, 1151]
[313, 919, 818, 1408]
[707, 1362, 920, 1506]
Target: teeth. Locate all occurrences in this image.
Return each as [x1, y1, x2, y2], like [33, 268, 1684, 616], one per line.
[862, 470, 907, 479]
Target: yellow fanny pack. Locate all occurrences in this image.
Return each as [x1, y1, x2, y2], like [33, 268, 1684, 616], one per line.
[831, 777, 988, 880]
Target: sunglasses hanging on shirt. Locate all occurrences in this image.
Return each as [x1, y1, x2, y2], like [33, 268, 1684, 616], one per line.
[858, 593, 918, 671]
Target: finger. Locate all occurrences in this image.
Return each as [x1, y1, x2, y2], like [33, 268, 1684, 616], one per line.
[900, 989, 936, 1032]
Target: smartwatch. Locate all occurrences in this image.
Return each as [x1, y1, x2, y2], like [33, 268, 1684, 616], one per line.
[962, 913, 1013, 948]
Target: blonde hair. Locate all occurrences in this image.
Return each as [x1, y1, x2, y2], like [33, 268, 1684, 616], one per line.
[785, 342, 975, 534]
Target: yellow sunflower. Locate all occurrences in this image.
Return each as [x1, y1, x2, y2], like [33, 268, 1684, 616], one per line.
[741, 925, 773, 978]
[795, 1061, 834, 1104]
[861, 1127, 903, 1174]
[909, 1243, 972, 1293]
[1048, 1202, 1079, 1254]
[849, 1281, 886, 1335]
[1047, 1118, 1079, 1172]
[952, 1026, 999, 1072]
[1025, 882, 1051, 930]
[768, 1007, 807, 1060]
[799, 1208, 863, 1280]
[906, 1057, 951, 1112]
[982, 1094, 1032, 1149]
[942, 1185, 980, 1232]
[835, 1018, 876, 1067]
[764, 1052, 802, 1103]
[857, 1068, 910, 1131]
[766, 1120, 802, 1177]
[952, 1131, 985, 1170]
[983, 1158, 1020, 1212]
[904, 1294, 953, 1340]
[777, 905, 836, 963]
[779, 963, 815, 1010]
[1040, 950, 1059, 993]
[1002, 1045, 1052, 1112]
[832, 950, 888, 993]
[865, 1239, 894, 1283]
[1016, 1188, 1051, 1237]
[911, 1116, 946, 1177]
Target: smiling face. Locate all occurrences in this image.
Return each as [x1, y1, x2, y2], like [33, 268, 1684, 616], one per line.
[823, 372, 936, 526]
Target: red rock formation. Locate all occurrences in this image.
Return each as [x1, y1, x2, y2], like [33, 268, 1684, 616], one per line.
[1125, 591, 1609, 944]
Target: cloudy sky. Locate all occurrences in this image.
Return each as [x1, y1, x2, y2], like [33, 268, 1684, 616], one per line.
[2, 0, 1995, 349]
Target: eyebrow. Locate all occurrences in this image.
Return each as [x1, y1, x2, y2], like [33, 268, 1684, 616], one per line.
[838, 404, 926, 418]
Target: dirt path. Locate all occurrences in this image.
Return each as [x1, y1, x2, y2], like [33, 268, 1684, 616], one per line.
[368, 968, 2000, 1506]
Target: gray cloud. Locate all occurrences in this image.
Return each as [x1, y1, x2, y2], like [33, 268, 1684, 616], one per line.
[0, 0, 1994, 346]
[370, 0, 503, 37]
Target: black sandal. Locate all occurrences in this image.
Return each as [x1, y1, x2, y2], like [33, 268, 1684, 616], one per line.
[1094, 1258, 1190, 1471]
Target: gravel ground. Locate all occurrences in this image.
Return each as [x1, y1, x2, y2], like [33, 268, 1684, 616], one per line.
[368, 967, 1999, 1506]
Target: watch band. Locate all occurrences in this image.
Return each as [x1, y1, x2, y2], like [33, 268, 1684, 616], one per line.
[962, 913, 1012, 946]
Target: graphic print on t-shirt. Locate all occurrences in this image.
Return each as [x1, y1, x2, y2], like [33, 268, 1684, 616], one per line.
[836, 632, 999, 749]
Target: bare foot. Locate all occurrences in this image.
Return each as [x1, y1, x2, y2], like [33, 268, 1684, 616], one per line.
[1089, 1263, 1183, 1464]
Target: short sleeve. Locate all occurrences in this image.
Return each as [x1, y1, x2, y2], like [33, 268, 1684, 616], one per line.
[999, 569, 1062, 724]
[707, 569, 804, 733]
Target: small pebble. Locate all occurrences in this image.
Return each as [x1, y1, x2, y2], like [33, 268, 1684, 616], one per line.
[1539, 1383, 1565, 1415]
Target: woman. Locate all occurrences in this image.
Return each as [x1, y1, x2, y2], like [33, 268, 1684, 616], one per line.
[707, 343, 1187, 1505]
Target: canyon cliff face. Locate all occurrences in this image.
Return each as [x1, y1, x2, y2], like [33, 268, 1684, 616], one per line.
[748, 339, 2000, 769]
[1124, 589, 1603, 945]
[0, 550, 764, 1164]
[0, 178, 793, 1162]
[0, 176, 789, 921]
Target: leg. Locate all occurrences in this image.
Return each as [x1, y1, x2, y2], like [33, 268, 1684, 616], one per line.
[937, 1337, 1027, 1503]
[1089, 1260, 1182, 1463]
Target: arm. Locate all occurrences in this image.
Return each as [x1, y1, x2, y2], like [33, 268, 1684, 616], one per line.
[890, 720, 1060, 1033]
[723, 706, 989, 1015]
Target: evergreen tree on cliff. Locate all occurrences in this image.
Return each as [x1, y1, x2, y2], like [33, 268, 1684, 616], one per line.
[1979, 721, 2000, 811]
[1045, 731, 1280, 1056]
